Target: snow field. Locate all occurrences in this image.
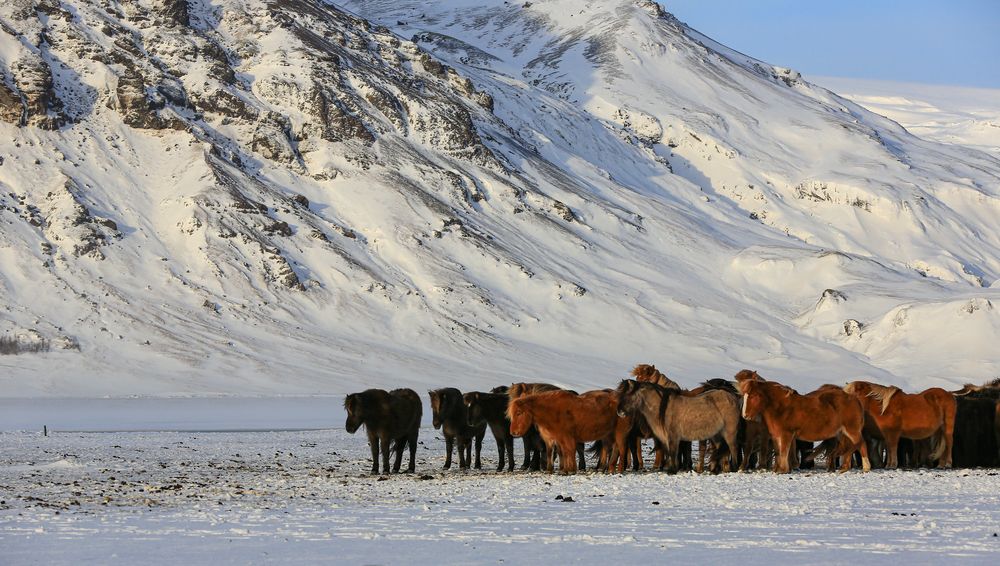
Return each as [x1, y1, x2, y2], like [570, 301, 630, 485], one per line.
[2, 428, 1000, 564]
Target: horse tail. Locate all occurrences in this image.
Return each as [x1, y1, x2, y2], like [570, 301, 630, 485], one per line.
[587, 440, 604, 459]
[929, 431, 947, 463]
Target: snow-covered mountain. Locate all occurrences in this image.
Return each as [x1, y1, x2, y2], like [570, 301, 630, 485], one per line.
[1, 0, 998, 397]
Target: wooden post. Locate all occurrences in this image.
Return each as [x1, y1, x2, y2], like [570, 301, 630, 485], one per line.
[43, 425, 48, 437]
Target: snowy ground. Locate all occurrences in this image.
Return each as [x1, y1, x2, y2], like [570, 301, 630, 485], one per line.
[3, 427, 1000, 565]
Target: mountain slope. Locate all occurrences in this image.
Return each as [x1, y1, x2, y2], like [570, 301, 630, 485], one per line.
[1, 0, 998, 396]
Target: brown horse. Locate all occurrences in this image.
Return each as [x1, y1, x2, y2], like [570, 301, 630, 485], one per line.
[616, 379, 739, 474]
[844, 381, 956, 469]
[508, 389, 626, 474]
[735, 370, 870, 473]
[464, 390, 516, 472]
[344, 388, 422, 474]
[507, 382, 586, 471]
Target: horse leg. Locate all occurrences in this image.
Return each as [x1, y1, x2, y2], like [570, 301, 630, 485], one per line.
[381, 435, 391, 474]
[506, 435, 515, 472]
[369, 435, 380, 475]
[521, 437, 531, 470]
[475, 431, 484, 470]
[392, 437, 404, 472]
[495, 433, 506, 472]
[725, 429, 738, 473]
[665, 436, 680, 474]
[545, 441, 556, 473]
[841, 428, 870, 472]
[563, 439, 578, 474]
[577, 443, 586, 471]
[679, 441, 692, 471]
[739, 442, 751, 472]
[407, 432, 418, 473]
[457, 435, 469, 469]
[444, 435, 454, 470]
[885, 432, 900, 469]
[942, 402, 957, 468]
[696, 440, 706, 473]
[774, 434, 792, 474]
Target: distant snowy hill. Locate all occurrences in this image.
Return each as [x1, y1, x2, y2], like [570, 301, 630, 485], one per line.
[1, 0, 998, 397]
[813, 77, 1000, 157]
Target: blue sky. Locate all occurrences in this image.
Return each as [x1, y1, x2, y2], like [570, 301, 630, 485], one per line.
[663, 0, 1000, 88]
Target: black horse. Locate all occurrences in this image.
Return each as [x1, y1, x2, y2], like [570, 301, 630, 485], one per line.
[464, 390, 516, 471]
[429, 388, 487, 470]
[344, 388, 421, 474]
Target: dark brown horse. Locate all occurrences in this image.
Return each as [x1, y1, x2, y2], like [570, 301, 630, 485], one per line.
[429, 388, 487, 470]
[735, 370, 870, 473]
[464, 390, 515, 471]
[951, 381, 1000, 468]
[844, 381, 956, 468]
[344, 388, 421, 474]
[616, 379, 739, 474]
[508, 389, 626, 474]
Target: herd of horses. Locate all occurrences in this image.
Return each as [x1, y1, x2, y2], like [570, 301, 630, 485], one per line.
[342, 364, 1000, 475]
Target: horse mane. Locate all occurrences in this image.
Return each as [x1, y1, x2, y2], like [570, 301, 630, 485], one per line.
[344, 388, 385, 410]
[864, 383, 901, 414]
[505, 395, 527, 420]
[700, 378, 737, 394]
[986, 377, 1000, 388]
[733, 369, 762, 383]
[631, 363, 681, 390]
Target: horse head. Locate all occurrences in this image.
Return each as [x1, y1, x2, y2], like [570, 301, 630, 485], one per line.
[734, 369, 763, 383]
[428, 390, 443, 429]
[615, 379, 644, 417]
[737, 379, 767, 420]
[507, 397, 533, 437]
[344, 393, 363, 434]
[463, 391, 483, 426]
[843, 381, 870, 397]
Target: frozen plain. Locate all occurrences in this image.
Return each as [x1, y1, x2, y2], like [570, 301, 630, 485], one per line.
[3, 422, 1000, 565]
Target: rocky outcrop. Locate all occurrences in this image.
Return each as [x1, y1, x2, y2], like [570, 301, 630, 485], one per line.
[153, 0, 191, 28]
[251, 112, 300, 163]
[112, 64, 185, 130]
[0, 79, 23, 124]
[2, 56, 67, 130]
[39, 179, 122, 260]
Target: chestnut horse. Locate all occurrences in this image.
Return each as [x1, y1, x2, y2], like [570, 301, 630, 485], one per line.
[507, 389, 627, 474]
[507, 382, 586, 471]
[844, 381, 956, 468]
[735, 370, 871, 473]
[615, 379, 739, 474]
[344, 388, 422, 474]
